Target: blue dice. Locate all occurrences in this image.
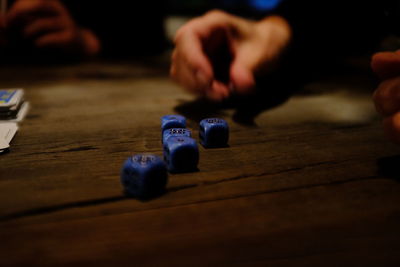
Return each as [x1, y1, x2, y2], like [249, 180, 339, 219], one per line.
[163, 136, 199, 173]
[199, 118, 229, 148]
[162, 128, 192, 144]
[120, 154, 168, 199]
[161, 115, 186, 132]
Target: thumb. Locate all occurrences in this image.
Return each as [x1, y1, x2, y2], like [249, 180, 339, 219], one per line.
[230, 57, 256, 95]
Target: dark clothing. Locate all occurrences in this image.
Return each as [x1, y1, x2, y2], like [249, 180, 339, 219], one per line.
[65, 0, 167, 57]
[2, 0, 167, 61]
[275, 1, 397, 57]
[246, 1, 400, 98]
[269, 1, 398, 80]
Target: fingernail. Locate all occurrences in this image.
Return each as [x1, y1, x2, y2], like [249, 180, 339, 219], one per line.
[196, 70, 210, 88]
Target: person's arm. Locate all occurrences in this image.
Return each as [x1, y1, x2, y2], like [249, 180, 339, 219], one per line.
[5, 0, 100, 57]
[170, 10, 292, 101]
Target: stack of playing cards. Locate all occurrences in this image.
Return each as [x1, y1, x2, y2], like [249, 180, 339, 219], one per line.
[0, 89, 29, 153]
[0, 122, 18, 153]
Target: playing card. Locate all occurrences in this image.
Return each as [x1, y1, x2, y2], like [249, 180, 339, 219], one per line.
[0, 89, 24, 112]
[1, 122, 18, 143]
[0, 122, 17, 153]
[0, 101, 29, 122]
[0, 138, 9, 151]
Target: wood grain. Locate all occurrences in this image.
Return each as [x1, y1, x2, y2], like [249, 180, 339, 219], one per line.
[0, 61, 399, 266]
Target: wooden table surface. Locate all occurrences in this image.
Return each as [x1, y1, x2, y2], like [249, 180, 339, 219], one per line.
[0, 59, 399, 266]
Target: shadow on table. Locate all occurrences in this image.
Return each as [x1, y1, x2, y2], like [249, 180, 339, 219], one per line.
[173, 55, 377, 126]
[377, 155, 400, 181]
[0, 185, 194, 222]
[0, 195, 127, 222]
[174, 78, 298, 127]
[0, 194, 166, 222]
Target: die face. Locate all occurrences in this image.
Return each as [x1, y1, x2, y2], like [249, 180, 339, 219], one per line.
[121, 154, 168, 199]
[163, 137, 199, 173]
[171, 145, 199, 172]
[200, 118, 228, 129]
[199, 118, 229, 148]
[130, 154, 164, 172]
[121, 160, 143, 197]
[162, 128, 192, 144]
[202, 126, 229, 147]
[161, 115, 186, 132]
[141, 168, 168, 197]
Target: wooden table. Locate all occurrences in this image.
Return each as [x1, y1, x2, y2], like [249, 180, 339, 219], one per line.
[0, 59, 399, 266]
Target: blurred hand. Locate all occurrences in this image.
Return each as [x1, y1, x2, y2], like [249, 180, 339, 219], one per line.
[170, 10, 292, 101]
[371, 50, 400, 143]
[6, 0, 100, 56]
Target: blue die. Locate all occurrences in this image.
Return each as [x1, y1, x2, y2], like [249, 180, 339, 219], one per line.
[163, 136, 199, 173]
[199, 118, 229, 148]
[162, 128, 192, 144]
[161, 115, 186, 132]
[120, 154, 168, 199]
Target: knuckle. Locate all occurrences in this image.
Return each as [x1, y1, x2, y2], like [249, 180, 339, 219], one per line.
[42, 0, 57, 9]
[34, 0, 50, 9]
[174, 21, 197, 43]
[204, 9, 227, 19]
[174, 27, 186, 43]
[25, 1, 41, 10]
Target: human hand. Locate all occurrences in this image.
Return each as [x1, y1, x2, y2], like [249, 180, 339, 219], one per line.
[371, 50, 400, 143]
[6, 0, 100, 56]
[170, 10, 292, 101]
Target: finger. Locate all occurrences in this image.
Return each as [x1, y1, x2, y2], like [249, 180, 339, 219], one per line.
[23, 17, 64, 39]
[171, 52, 207, 95]
[373, 76, 400, 116]
[7, 0, 61, 27]
[229, 55, 256, 94]
[383, 112, 400, 144]
[34, 30, 73, 49]
[172, 10, 249, 98]
[173, 10, 248, 82]
[173, 29, 214, 92]
[371, 50, 400, 80]
[206, 80, 230, 101]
